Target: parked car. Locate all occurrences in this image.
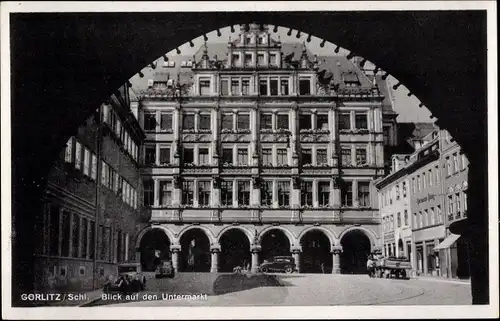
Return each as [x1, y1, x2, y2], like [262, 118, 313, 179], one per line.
[155, 260, 175, 278]
[103, 262, 147, 294]
[259, 256, 296, 273]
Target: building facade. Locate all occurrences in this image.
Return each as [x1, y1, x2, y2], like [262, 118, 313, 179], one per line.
[132, 24, 397, 274]
[436, 129, 470, 279]
[376, 154, 412, 261]
[33, 85, 145, 291]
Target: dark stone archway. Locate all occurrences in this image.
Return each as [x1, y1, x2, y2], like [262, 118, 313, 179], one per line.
[260, 229, 291, 262]
[340, 230, 372, 274]
[139, 229, 171, 272]
[219, 229, 251, 272]
[300, 230, 332, 274]
[179, 229, 211, 272]
[8, 11, 489, 304]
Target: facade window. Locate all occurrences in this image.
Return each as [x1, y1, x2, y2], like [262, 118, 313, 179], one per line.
[198, 148, 209, 165]
[339, 113, 351, 130]
[182, 114, 195, 130]
[318, 182, 330, 207]
[199, 78, 211, 95]
[464, 191, 468, 213]
[428, 169, 433, 186]
[199, 114, 211, 130]
[232, 54, 240, 67]
[260, 114, 272, 130]
[277, 181, 290, 207]
[269, 53, 278, 66]
[61, 210, 71, 257]
[356, 148, 367, 166]
[316, 114, 329, 130]
[453, 153, 459, 173]
[101, 162, 108, 186]
[237, 114, 250, 130]
[238, 181, 250, 206]
[257, 54, 265, 66]
[404, 210, 409, 226]
[220, 79, 229, 96]
[448, 194, 454, 220]
[402, 182, 407, 198]
[237, 148, 248, 166]
[396, 185, 400, 200]
[75, 141, 82, 170]
[299, 113, 312, 130]
[437, 205, 442, 223]
[88, 221, 95, 260]
[198, 181, 211, 207]
[277, 114, 289, 130]
[81, 218, 88, 259]
[390, 215, 394, 230]
[299, 78, 311, 95]
[413, 212, 417, 229]
[455, 192, 461, 217]
[242, 79, 250, 95]
[317, 149, 328, 165]
[355, 113, 368, 129]
[270, 79, 279, 96]
[260, 180, 273, 206]
[446, 157, 452, 176]
[144, 113, 156, 131]
[277, 149, 288, 166]
[412, 177, 416, 193]
[221, 180, 233, 206]
[159, 147, 170, 165]
[222, 113, 233, 130]
[83, 148, 90, 176]
[430, 207, 435, 225]
[222, 148, 233, 165]
[383, 127, 390, 145]
[419, 211, 423, 228]
[65, 138, 73, 163]
[259, 79, 268, 95]
[341, 147, 351, 166]
[91, 154, 97, 180]
[160, 181, 172, 206]
[231, 80, 240, 95]
[143, 180, 154, 207]
[425, 209, 431, 226]
[341, 181, 353, 207]
[301, 149, 312, 165]
[262, 148, 272, 166]
[183, 148, 194, 164]
[358, 182, 370, 207]
[160, 113, 172, 131]
[397, 212, 401, 228]
[281, 79, 289, 95]
[301, 181, 313, 206]
[182, 181, 194, 206]
[461, 153, 467, 170]
[436, 165, 440, 184]
[422, 172, 427, 189]
[244, 53, 252, 67]
[71, 214, 80, 258]
[417, 175, 421, 191]
[145, 146, 156, 166]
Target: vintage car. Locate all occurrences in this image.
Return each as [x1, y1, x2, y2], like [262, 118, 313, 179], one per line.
[373, 256, 411, 279]
[155, 260, 175, 278]
[103, 262, 147, 293]
[258, 256, 296, 273]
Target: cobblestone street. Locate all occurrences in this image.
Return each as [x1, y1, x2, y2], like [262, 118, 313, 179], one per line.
[104, 273, 471, 306]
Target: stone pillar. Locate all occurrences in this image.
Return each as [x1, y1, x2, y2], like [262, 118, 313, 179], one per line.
[210, 246, 220, 273]
[291, 246, 302, 273]
[410, 241, 417, 276]
[422, 241, 428, 275]
[331, 245, 342, 274]
[352, 180, 359, 208]
[170, 246, 181, 273]
[154, 179, 160, 207]
[250, 245, 261, 273]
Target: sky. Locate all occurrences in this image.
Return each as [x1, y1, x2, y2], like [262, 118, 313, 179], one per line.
[133, 25, 433, 124]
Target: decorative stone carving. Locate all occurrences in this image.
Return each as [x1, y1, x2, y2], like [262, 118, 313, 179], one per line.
[252, 176, 261, 188]
[332, 176, 342, 189]
[212, 175, 221, 189]
[292, 176, 301, 189]
[173, 175, 182, 189]
[371, 246, 383, 255]
[331, 245, 343, 255]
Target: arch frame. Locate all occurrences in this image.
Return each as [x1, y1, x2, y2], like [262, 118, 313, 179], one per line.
[216, 225, 254, 245]
[177, 224, 217, 246]
[258, 225, 297, 249]
[338, 226, 379, 250]
[297, 226, 337, 252]
[135, 225, 175, 250]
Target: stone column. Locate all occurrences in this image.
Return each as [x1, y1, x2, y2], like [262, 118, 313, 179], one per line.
[250, 245, 261, 273]
[210, 246, 220, 273]
[291, 246, 302, 273]
[332, 176, 342, 208]
[331, 246, 342, 274]
[352, 180, 359, 208]
[170, 246, 181, 273]
[422, 241, 428, 275]
[154, 179, 160, 207]
[410, 241, 417, 276]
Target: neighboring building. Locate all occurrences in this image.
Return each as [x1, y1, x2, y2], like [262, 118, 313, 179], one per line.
[131, 23, 397, 275]
[33, 85, 145, 291]
[375, 154, 412, 261]
[434, 129, 470, 279]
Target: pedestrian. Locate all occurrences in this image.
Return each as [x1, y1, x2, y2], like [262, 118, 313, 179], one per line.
[321, 262, 325, 274]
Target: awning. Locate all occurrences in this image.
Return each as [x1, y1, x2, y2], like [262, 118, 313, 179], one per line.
[434, 233, 461, 251]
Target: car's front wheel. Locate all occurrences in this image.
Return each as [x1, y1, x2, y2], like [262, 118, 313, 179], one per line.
[285, 266, 293, 274]
[260, 267, 268, 273]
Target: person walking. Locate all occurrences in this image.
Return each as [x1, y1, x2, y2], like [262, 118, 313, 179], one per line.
[366, 255, 375, 277]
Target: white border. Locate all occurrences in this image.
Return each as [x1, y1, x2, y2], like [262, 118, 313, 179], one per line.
[1, 1, 498, 320]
